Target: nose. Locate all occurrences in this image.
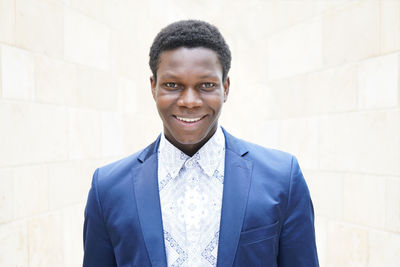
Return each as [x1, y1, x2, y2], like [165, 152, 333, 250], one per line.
[177, 87, 202, 108]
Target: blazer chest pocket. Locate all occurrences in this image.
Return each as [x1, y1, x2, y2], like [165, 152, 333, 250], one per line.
[239, 220, 279, 244]
[234, 221, 280, 267]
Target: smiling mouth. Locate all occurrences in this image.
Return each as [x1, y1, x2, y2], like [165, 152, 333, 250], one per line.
[175, 115, 205, 123]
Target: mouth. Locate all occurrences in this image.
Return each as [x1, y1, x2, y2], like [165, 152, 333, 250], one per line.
[174, 115, 205, 123]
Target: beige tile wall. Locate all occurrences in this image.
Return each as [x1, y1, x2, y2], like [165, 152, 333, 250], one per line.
[0, 0, 399, 266]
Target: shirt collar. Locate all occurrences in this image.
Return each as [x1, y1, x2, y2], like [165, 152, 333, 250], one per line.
[158, 126, 225, 178]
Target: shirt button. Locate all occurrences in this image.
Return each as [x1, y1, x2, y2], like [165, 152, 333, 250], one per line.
[185, 160, 195, 168]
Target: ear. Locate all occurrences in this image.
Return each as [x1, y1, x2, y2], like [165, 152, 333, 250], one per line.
[223, 77, 230, 103]
[150, 76, 157, 100]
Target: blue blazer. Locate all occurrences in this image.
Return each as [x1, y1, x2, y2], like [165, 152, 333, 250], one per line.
[83, 129, 319, 267]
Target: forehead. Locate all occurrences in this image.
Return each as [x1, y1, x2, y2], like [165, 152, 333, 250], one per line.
[157, 47, 222, 77]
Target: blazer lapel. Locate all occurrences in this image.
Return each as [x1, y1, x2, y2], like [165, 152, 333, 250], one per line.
[132, 138, 167, 267]
[217, 130, 253, 267]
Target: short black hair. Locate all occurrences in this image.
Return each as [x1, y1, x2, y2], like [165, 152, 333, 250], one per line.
[149, 20, 231, 81]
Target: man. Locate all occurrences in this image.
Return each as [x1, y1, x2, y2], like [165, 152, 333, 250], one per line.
[83, 20, 319, 267]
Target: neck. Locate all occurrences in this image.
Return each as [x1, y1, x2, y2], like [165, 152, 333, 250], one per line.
[165, 127, 218, 157]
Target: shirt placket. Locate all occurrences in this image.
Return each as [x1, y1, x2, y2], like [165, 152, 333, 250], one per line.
[182, 157, 203, 266]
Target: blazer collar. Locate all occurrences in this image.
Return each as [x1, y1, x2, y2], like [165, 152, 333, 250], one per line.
[137, 135, 160, 163]
[221, 127, 249, 157]
[137, 127, 249, 161]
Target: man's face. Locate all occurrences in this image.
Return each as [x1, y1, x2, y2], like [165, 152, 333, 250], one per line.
[151, 47, 229, 156]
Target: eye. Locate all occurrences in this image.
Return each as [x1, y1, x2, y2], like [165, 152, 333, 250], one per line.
[164, 82, 179, 89]
[200, 82, 216, 89]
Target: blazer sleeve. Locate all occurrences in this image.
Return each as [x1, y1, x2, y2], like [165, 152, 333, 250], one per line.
[277, 157, 319, 267]
[83, 169, 117, 267]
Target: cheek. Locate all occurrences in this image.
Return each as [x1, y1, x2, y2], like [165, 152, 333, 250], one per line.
[155, 95, 168, 107]
[155, 98, 173, 118]
[206, 97, 224, 111]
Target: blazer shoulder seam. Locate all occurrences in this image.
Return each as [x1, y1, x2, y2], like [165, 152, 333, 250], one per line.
[93, 168, 114, 244]
[283, 155, 295, 222]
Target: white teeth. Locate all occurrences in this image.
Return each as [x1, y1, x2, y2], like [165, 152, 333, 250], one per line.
[176, 116, 202, 122]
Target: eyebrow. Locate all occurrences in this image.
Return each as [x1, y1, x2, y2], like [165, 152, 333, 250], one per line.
[160, 73, 219, 80]
[199, 74, 219, 79]
[160, 73, 179, 80]
[159, 73, 179, 80]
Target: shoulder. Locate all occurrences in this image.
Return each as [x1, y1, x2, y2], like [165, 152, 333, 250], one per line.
[242, 139, 296, 180]
[93, 137, 159, 189]
[223, 128, 302, 195]
[223, 128, 295, 171]
[243, 140, 293, 164]
[96, 150, 142, 180]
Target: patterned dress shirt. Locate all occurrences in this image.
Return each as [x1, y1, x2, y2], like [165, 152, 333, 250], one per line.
[158, 127, 225, 267]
